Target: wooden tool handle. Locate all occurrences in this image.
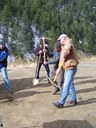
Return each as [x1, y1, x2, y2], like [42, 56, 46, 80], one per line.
[42, 37, 46, 62]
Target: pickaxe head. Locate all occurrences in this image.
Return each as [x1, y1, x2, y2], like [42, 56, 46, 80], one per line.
[39, 36, 52, 40]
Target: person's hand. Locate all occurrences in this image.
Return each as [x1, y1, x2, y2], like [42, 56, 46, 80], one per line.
[41, 36, 45, 40]
[44, 61, 48, 65]
[39, 50, 42, 54]
[56, 67, 60, 75]
[43, 49, 47, 53]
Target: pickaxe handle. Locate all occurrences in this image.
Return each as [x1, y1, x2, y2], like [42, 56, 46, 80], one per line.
[42, 37, 46, 62]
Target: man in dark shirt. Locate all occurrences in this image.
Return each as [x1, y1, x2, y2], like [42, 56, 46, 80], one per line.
[46, 42, 64, 94]
[34, 38, 50, 84]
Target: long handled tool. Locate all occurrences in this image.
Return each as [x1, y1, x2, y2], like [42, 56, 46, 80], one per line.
[42, 36, 46, 62]
[33, 36, 51, 85]
[33, 54, 41, 85]
[47, 61, 64, 89]
[46, 75, 61, 90]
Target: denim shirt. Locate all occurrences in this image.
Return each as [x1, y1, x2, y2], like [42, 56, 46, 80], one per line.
[0, 47, 8, 69]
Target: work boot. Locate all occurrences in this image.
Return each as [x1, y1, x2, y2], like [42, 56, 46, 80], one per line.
[48, 79, 51, 84]
[7, 89, 13, 94]
[66, 99, 77, 105]
[53, 86, 60, 95]
[52, 102, 63, 108]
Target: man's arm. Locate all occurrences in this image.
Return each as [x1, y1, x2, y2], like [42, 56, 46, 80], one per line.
[0, 49, 8, 63]
[47, 51, 60, 65]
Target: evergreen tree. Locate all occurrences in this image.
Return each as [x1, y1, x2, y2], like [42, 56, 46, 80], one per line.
[0, 0, 96, 56]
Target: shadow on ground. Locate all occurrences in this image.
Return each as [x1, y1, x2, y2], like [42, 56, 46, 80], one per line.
[75, 76, 93, 80]
[43, 120, 94, 128]
[75, 79, 96, 85]
[0, 76, 51, 101]
[21, 120, 94, 128]
[76, 86, 96, 94]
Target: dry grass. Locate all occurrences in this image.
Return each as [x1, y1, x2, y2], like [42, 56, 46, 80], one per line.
[8, 62, 36, 70]
[8, 53, 96, 70]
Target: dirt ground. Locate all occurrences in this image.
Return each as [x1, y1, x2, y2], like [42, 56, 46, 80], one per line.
[0, 58, 96, 128]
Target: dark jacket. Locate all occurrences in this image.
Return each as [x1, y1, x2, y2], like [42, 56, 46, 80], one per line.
[48, 50, 61, 69]
[0, 47, 9, 69]
[35, 46, 50, 63]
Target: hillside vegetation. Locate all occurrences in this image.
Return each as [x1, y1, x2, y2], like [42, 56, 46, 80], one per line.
[0, 0, 96, 58]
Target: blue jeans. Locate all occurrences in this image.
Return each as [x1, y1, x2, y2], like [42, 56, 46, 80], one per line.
[59, 68, 77, 105]
[0, 67, 11, 91]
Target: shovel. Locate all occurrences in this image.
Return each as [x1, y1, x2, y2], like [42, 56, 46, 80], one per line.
[33, 54, 41, 85]
[33, 37, 45, 86]
[33, 37, 51, 85]
[33, 78, 39, 86]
